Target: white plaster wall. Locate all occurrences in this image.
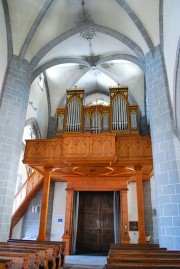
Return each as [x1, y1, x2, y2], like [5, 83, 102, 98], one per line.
[108, 62, 145, 115]
[0, 1, 8, 96]
[26, 77, 48, 138]
[12, 218, 23, 239]
[128, 182, 139, 244]
[50, 182, 67, 241]
[163, 0, 180, 106]
[15, 149, 28, 194]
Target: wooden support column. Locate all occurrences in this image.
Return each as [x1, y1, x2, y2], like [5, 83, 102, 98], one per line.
[121, 190, 130, 244]
[37, 167, 52, 241]
[62, 188, 74, 255]
[135, 166, 146, 244]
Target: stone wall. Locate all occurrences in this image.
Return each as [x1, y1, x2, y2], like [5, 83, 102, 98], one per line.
[21, 182, 55, 240]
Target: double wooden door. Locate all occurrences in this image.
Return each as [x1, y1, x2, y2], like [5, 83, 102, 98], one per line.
[76, 191, 114, 253]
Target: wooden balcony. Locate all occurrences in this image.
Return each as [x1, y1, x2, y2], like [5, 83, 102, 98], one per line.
[23, 133, 153, 181]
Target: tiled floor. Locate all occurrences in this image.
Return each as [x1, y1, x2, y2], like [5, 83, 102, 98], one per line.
[63, 255, 107, 269]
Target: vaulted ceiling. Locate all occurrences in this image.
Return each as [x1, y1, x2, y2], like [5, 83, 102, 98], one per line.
[6, 0, 160, 119]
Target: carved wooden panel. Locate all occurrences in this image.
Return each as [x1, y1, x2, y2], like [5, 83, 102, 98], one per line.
[90, 135, 115, 156]
[63, 136, 87, 156]
[116, 136, 152, 162]
[24, 139, 63, 164]
[63, 133, 116, 159]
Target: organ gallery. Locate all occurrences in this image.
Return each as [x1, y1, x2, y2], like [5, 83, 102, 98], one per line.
[15, 85, 153, 254]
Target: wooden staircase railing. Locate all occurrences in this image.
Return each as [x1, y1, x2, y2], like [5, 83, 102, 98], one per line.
[10, 171, 44, 236]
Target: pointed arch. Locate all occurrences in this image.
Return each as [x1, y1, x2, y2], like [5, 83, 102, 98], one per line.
[19, 0, 55, 60]
[116, 0, 154, 54]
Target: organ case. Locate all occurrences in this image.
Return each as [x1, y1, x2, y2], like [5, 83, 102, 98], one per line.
[56, 85, 138, 135]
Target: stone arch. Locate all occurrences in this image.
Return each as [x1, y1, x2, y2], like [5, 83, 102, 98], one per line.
[97, 54, 145, 72]
[30, 24, 144, 69]
[116, 0, 154, 54]
[31, 58, 90, 82]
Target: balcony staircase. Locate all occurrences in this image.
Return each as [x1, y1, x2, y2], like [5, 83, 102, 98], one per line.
[10, 171, 44, 236]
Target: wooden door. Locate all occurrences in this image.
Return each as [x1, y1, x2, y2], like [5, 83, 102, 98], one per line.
[76, 191, 114, 253]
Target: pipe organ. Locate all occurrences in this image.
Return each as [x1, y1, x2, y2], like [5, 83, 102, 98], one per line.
[56, 85, 138, 135]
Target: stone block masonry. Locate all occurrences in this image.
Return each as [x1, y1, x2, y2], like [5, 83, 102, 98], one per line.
[145, 45, 180, 250]
[0, 55, 32, 241]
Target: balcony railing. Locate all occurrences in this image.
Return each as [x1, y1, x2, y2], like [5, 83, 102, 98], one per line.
[13, 171, 43, 214]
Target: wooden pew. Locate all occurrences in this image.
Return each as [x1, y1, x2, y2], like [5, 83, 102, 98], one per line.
[106, 263, 180, 268]
[0, 258, 11, 269]
[105, 244, 180, 269]
[110, 243, 160, 249]
[0, 240, 65, 268]
[7, 239, 65, 264]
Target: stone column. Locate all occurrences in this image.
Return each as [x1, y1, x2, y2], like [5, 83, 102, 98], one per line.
[145, 45, 180, 249]
[0, 55, 31, 241]
[135, 166, 146, 244]
[62, 188, 74, 255]
[121, 189, 130, 244]
[38, 167, 52, 240]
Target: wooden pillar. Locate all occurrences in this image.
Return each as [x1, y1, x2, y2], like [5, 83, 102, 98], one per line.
[62, 188, 74, 255]
[135, 166, 146, 244]
[121, 189, 130, 244]
[37, 167, 52, 241]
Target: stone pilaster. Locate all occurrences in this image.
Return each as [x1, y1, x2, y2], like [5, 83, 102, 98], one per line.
[145, 45, 180, 249]
[0, 55, 31, 241]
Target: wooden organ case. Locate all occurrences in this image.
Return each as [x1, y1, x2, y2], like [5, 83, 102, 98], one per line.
[56, 85, 139, 135]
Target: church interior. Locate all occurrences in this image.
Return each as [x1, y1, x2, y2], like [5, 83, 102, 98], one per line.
[0, 0, 180, 268]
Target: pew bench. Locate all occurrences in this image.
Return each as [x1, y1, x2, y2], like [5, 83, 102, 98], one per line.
[105, 244, 180, 269]
[0, 258, 11, 269]
[0, 240, 65, 268]
[106, 263, 180, 268]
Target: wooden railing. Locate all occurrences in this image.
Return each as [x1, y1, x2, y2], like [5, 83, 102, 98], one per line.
[13, 171, 43, 214]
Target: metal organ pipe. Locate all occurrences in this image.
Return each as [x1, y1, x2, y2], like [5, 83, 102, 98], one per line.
[118, 96, 122, 130]
[112, 94, 128, 131]
[76, 101, 79, 131]
[112, 100, 115, 130]
[114, 98, 117, 130]
[66, 105, 70, 131]
[122, 98, 125, 130]
[71, 100, 74, 131]
[117, 97, 120, 130]
[74, 99, 77, 131]
[77, 101, 80, 131]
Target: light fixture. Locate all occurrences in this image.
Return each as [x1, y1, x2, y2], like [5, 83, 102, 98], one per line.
[77, 0, 96, 40]
[77, 1, 99, 68]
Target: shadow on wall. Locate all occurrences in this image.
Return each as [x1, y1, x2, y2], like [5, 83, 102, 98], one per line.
[143, 179, 158, 244]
